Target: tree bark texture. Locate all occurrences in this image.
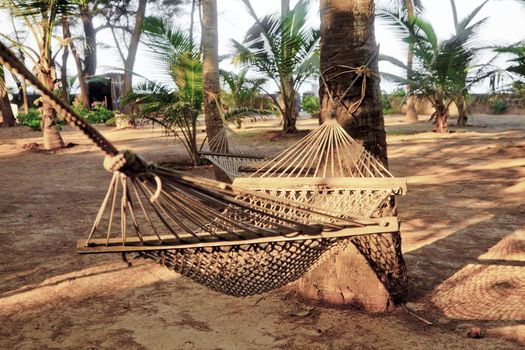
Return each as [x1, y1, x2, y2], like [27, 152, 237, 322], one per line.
[0, 67, 16, 127]
[405, 0, 418, 123]
[296, 0, 408, 312]
[38, 30, 65, 150]
[318, 0, 388, 166]
[60, 28, 70, 103]
[202, 0, 228, 181]
[80, 5, 97, 78]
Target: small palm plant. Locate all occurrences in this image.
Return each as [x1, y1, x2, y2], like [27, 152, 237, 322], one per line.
[125, 17, 265, 165]
[220, 68, 274, 128]
[495, 44, 525, 81]
[377, 0, 493, 132]
[232, 0, 319, 133]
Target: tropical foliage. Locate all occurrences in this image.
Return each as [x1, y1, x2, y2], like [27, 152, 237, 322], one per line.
[0, 0, 79, 147]
[232, 0, 319, 133]
[220, 68, 273, 128]
[377, 0, 492, 132]
[125, 17, 266, 164]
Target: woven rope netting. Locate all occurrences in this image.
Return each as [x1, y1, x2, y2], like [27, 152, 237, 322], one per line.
[199, 125, 267, 179]
[230, 118, 409, 300]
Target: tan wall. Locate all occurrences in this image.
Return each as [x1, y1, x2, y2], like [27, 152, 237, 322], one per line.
[398, 95, 524, 116]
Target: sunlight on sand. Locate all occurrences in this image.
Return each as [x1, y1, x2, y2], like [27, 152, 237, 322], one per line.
[402, 215, 490, 253]
[479, 230, 525, 262]
[0, 260, 177, 317]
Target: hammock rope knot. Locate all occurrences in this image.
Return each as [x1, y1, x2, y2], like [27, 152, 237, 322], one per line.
[103, 150, 154, 176]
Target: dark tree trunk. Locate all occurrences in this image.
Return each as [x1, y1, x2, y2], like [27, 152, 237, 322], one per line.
[456, 97, 468, 126]
[60, 33, 70, 103]
[318, 0, 388, 165]
[432, 99, 449, 133]
[405, 0, 418, 123]
[295, 0, 408, 312]
[80, 5, 97, 78]
[1, 66, 16, 127]
[202, 0, 228, 181]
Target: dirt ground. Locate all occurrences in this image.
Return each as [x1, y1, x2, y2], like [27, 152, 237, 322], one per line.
[1, 114, 524, 349]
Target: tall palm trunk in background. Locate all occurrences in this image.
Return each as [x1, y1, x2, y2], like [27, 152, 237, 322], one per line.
[0, 66, 16, 127]
[39, 30, 65, 150]
[405, 0, 418, 123]
[280, 0, 299, 134]
[295, 0, 407, 312]
[202, 0, 228, 180]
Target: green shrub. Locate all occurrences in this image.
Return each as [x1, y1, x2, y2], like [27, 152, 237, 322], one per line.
[382, 89, 406, 115]
[381, 94, 395, 115]
[74, 102, 114, 124]
[302, 95, 320, 117]
[491, 99, 507, 114]
[17, 108, 41, 131]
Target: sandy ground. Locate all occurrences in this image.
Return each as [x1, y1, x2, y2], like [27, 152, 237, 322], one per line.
[0, 114, 524, 349]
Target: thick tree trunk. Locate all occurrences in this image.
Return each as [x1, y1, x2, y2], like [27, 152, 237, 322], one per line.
[404, 0, 418, 123]
[202, 0, 228, 181]
[122, 0, 147, 104]
[433, 112, 449, 132]
[38, 34, 65, 150]
[432, 99, 449, 133]
[80, 5, 97, 78]
[60, 36, 70, 103]
[456, 97, 468, 126]
[1, 67, 16, 127]
[295, 0, 407, 312]
[282, 97, 298, 133]
[63, 18, 90, 109]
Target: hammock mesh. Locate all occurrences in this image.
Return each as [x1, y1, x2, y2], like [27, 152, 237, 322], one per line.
[0, 40, 407, 300]
[199, 126, 267, 179]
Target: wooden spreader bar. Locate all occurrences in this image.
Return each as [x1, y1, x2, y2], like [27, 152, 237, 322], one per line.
[233, 177, 408, 195]
[77, 217, 400, 254]
[198, 151, 265, 160]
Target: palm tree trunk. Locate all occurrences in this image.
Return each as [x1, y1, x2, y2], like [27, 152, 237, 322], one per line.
[432, 99, 449, 132]
[60, 37, 70, 103]
[80, 4, 97, 78]
[1, 66, 16, 127]
[456, 96, 468, 126]
[405, 0, 418, 123]
[295, 0, 407, 312]
[21, 78, 29, 114]
[202, 0, 228, 181]
[38, 31, 65, 150]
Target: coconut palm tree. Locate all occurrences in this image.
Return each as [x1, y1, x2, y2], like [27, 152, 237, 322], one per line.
[232, 0, 320, 133]
[378, 0, 492, 132]
[293, 0, 408, 313]
[1, 0, 78, 149]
